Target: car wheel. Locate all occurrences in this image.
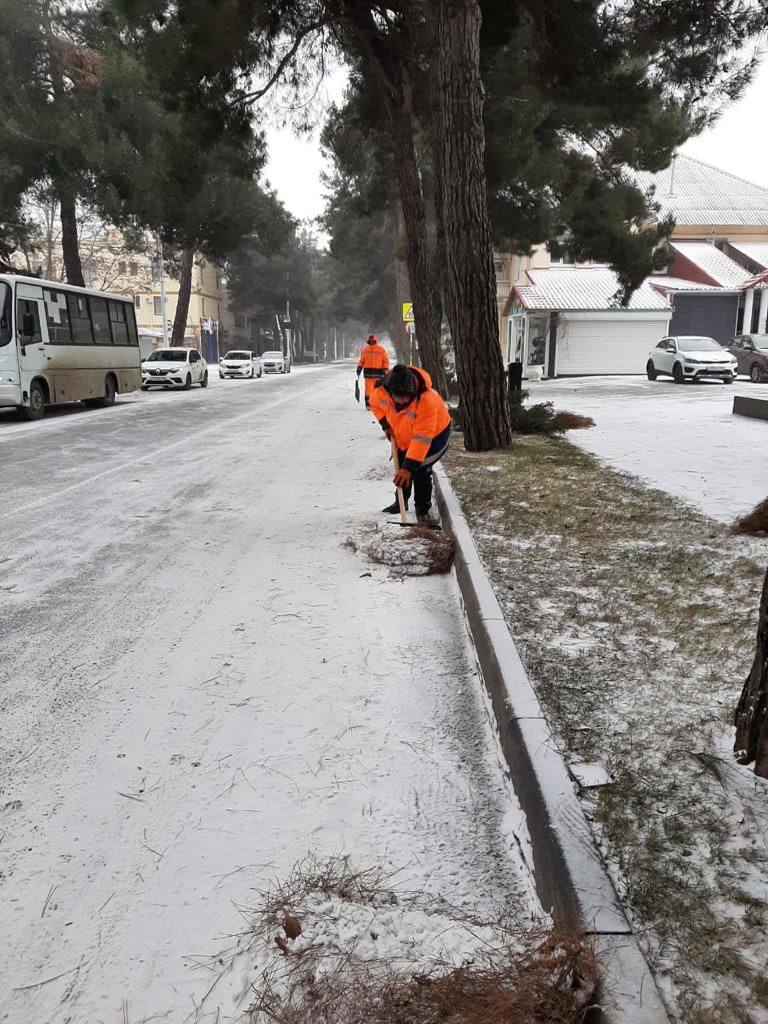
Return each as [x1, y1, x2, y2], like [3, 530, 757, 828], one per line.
[141, 385, 149, 391]
[723, 376, 735, 384]
[22, 380, 46, 421]
[673, 362, 685, 384]
[750, 363, 763, 384]
[219, 374, 225, 380]
[646, 360, 657, 381]
[183, 373, 192, 390]
[200, 371, 209, 388]
[258, 368, 262, 378]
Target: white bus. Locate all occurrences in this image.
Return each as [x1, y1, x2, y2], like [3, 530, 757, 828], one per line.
[0, 274, 141, 420]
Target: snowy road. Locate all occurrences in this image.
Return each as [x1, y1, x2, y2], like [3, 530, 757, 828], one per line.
[0, 365, 535, 1023]
[530, 375, 768, 522]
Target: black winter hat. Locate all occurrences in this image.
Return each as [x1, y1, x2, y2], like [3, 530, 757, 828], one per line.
[387, 364, 417, 396]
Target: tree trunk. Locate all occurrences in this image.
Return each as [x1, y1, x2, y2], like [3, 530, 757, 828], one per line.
[430, 0, 510, 450]
[172, 249, 195, 346]
[57, 185, 84, 287]
[391, 202, 413, 365]
[735, 565, 768, 777]
[387, 87, 447, 396]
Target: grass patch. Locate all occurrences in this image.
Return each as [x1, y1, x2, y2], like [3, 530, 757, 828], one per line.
[444, 438, 768, 1024]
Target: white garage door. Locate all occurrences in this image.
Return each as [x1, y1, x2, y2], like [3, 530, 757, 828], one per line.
[556, 314, 670, 376]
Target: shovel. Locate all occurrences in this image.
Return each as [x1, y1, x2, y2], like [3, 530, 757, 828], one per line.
[354, 377, 360, 403]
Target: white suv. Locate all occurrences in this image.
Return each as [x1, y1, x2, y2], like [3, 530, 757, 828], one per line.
[261, 350, 291, 374]
[141, 348, 208, 390]
[219, 351, 262, 379]
[646, 336, 738, 384]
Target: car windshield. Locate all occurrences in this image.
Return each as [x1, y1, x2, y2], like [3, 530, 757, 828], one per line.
[263, 351, 283, 359]
[677, 337, 722, 352]
[146, 349, 187, 362]
[225, 351, 251, 360]
[0, 283, 10, 347]
[751, 335, 768, 351]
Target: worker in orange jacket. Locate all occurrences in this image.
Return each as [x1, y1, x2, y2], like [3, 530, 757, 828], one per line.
[371, 363, 451, 523]
[356, 335, 389, 409]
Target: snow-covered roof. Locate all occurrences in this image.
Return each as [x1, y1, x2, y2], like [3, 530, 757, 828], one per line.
[636, 155, 768, 227]
[728, 242, 768, 271]
[669, 241, 752, 288]
[515, 267, 669, 312]
[647, 275, 735, 294]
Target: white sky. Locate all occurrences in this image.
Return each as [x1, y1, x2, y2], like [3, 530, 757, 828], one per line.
[681, 53, 768, 188]
[264, 48, 768, 224]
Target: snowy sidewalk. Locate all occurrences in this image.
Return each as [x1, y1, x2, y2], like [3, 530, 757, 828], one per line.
[530, 375, 768, 522]
[1, 367, 535, 1022]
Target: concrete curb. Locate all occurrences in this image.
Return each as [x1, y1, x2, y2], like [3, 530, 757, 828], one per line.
[434, 466, 670, 1024]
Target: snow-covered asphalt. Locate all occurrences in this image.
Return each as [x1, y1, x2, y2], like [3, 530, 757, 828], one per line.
[0, 364, 535, 1023]
[529, 375, 768, 522]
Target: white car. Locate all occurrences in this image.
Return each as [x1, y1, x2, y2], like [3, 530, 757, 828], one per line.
[141, 347, 208, 390]
[646, 336, 738, 384]
[219, 350, 262, 379]
[261, 350, 291, 374]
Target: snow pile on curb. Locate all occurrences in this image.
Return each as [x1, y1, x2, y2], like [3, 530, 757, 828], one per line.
[218, 858, 597, 1024]
[347, 523, 455, 576]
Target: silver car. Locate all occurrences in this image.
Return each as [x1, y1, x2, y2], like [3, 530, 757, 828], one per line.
[646, 336, 737, 384]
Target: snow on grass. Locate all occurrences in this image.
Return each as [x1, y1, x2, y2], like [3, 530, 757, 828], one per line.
[444, 437, 768, 1024]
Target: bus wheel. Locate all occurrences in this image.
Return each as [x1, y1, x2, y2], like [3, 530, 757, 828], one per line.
[86, 374, 117, 408]
[21, 381, 46, 421]
[102, 375, 117, 406]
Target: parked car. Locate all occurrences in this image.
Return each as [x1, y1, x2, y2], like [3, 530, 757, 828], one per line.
[646, 336, 738, 384]
[727, 334, 768, 383]
[141, 347, 208, 390]
[219, 350, 262, 379]
[261, 350, 291, 374]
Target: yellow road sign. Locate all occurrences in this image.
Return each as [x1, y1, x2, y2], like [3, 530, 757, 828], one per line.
[402, 302, 414, 323]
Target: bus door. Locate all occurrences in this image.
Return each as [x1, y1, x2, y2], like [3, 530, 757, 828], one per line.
[16, 284, 51, 393]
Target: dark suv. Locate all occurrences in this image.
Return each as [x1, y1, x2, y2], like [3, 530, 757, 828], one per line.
[727, 334, 768, 383]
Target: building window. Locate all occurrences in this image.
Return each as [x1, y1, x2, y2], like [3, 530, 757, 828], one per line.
[234, 314, 245, 329]
[134, 294, 141, 309]
[153, 296, 162, 316]
[118, 260, 127, 275]
[129, 261, 138, 276]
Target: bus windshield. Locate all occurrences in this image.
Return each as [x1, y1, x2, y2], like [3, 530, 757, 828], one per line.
[0, 283, 11, 346]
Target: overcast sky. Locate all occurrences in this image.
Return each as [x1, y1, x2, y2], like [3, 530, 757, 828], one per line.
[264, 50, 768, 225]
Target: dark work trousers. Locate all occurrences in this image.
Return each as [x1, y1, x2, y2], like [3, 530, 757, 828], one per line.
[396, 425, 451, 514]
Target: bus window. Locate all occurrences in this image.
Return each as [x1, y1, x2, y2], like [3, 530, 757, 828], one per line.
[126, 303, 138, 346]
[43, 288, 72, 344]
[17, 298, 42, 345]
[67, 293, 94, 344]
[108, 300, 129, 344]
[0, 283, 11, 345]
[89, 296, 112, 344]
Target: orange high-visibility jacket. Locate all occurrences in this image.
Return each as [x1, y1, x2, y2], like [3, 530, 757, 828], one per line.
[357, 342, 389, 381]
[373, 367, 451, 471]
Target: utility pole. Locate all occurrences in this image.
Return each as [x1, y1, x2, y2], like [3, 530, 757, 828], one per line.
[156, 235, 169, 347]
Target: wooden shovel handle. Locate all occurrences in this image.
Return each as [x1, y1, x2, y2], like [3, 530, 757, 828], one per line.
[391, 438, 408, 525]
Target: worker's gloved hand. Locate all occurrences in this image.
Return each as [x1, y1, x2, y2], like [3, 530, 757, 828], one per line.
[356, 368, 362, 377]
[393, 468, 412, 488]
[382, 424, 392, 439]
